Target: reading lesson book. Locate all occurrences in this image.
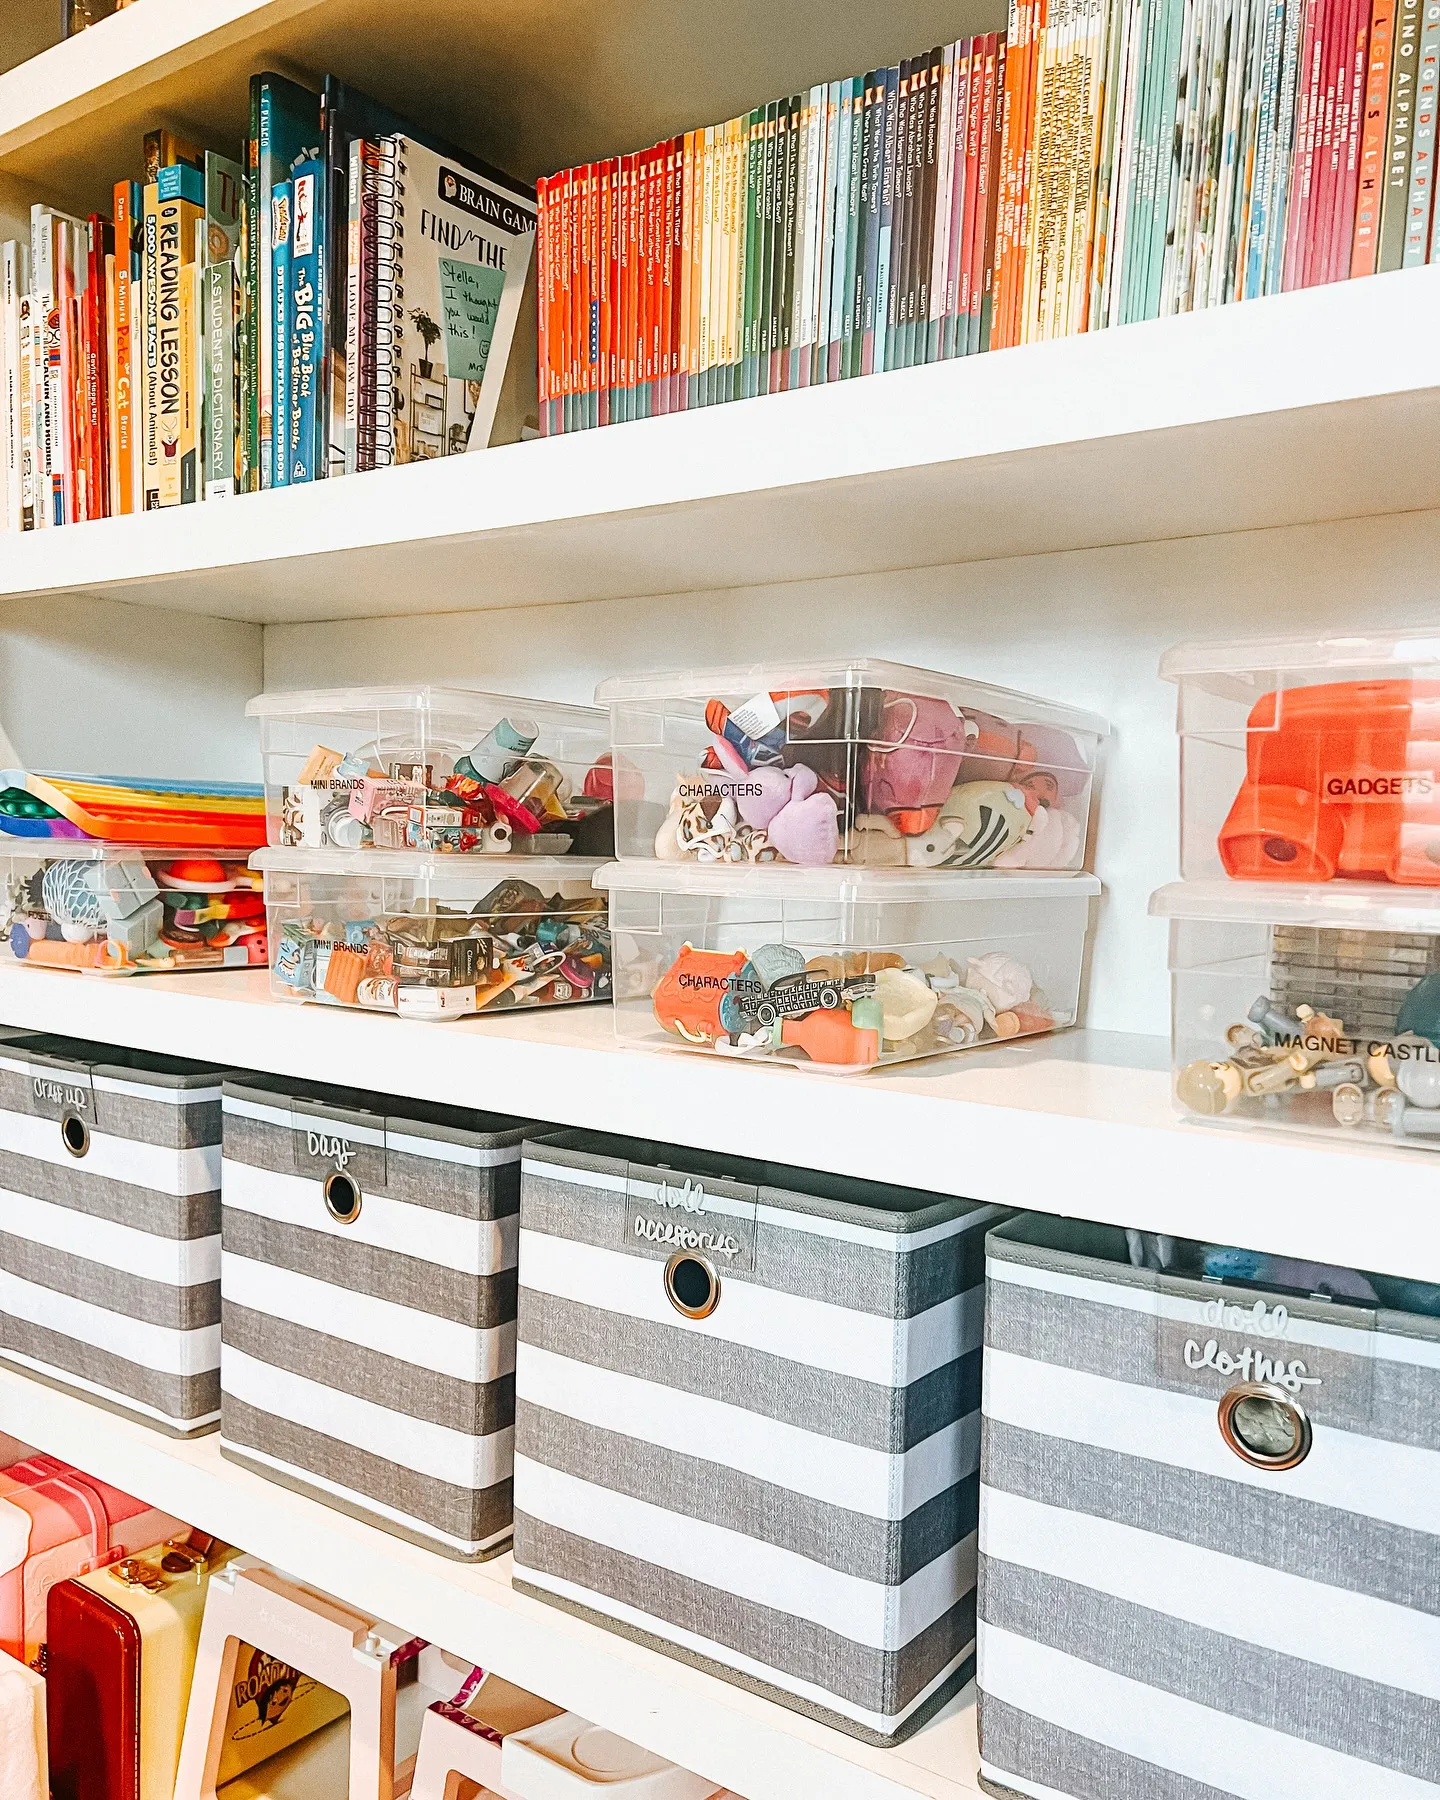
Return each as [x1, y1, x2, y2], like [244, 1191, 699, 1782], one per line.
[376, 135, 536, 461]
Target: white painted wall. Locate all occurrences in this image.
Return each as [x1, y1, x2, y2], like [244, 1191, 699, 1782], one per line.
[0, 591, 262, 777]
[263, 505, 1440, 1037]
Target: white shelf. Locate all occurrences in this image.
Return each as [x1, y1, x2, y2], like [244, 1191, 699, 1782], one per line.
[1, 266, 1436, 622]
[0, 1363, 981, 1800]
[0, 964, 1436, 1279]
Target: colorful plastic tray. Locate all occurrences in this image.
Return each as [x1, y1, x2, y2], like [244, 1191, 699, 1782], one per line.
[0, 774, 266, 848]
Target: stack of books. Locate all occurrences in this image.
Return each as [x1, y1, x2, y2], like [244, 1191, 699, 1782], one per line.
[0, 80, 536, 531]
[536, 0, 1439, 429]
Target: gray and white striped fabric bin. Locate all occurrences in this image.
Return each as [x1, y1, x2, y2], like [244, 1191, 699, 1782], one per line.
[0, 1032, 225, 1437]
[220, 1075, 538, 1560]
[977, 1215, 1440, 1800]
[512, 1129, 1001, 1745]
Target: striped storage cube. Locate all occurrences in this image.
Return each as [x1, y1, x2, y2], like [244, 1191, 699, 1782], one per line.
[219, 1075, 537, 1560]
[512, 1130, 1000, 1745]
[977, 1215, 1440, 1800]
[0, 1033, 224, 1437]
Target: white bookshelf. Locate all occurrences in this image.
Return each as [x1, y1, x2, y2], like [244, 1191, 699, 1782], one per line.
[0, 963, 1435, 1282]
[0, 266, 1435, 622]
[2, 3, 1439, 1795]
[0, 1363, 982, 1800]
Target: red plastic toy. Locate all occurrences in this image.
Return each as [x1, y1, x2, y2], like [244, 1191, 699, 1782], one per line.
[1219, 679, 1440, 884]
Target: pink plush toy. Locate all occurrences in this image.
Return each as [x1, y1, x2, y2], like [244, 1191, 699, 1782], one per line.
[742, 764, 840, 863]
[860, 695, 970, 834]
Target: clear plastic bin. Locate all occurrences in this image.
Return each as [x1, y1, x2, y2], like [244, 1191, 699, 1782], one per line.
[595, 658, 1107, 870]
[1163, 627, 1440, 886]
[255, 848, 609, 1020]
[0, 845, 266, 973]
[1152, 878, 1440, 1149]
[247, 686, 615, 857]
[598, 861, 1099, 1071]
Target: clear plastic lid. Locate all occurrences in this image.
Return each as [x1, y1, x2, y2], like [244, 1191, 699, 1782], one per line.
[246, 685, 606, 723]
[595, 657, 1109, 740]
[252, 847, 604, 883]
[596, 861, 1100, 903]
[1160, 628, 1440, 683]
[1150, 879, 1440, 932]
[0, 844, 256, 862]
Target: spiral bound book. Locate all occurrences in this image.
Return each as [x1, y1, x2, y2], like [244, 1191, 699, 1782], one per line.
[370, 134, 536, 465]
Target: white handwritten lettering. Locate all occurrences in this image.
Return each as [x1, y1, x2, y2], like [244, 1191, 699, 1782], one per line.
[633, 1215, 742, 1260]
[1183, 1338, 1320, 1393]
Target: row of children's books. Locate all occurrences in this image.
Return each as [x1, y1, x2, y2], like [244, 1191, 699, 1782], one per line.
[536, 0, 1440, 427]
[0, 77, 537, 531]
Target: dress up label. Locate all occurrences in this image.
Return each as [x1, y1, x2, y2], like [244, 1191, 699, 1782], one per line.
[25, 1055, 96, 1122]
[622, 1164, 758, 1271]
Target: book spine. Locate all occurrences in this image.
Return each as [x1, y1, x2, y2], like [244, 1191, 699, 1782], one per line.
[205, 258, 235, 496]
[288, 160, 322, 482]
[1282, 0, 1327, 283]
[345, 139, 364, 467]
[112, 182, 136, 512]
[839, 81, 864, 375]
[17, 293, 36, 529]
[1, 242, 20, 531]
[957, 42, 982, 351]
[139, 188, 159, 508]
[995, 0, 1037, 346]
[1354, 0, 1396, 269]
[370, 139, 401, 469]
[885, 62, 910, 371]
[1379, 0, 1422, 262]
[814, 88, 838, 384]
[271, 179, 292, 487]
[85, 216, 109, 518]
[919, 46, 944, 360]
[928, 46, 954, 363]
[258, 82, 274, 485]
[1306, 0, 1345, 286]
[1405, 0, 1440, 258]
[1331, 0, 1371, 276]
[978, 37, 1005, 352]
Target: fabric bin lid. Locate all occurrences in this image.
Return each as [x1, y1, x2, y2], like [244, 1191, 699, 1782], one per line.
[2, 1033, 228, 1088]
[524, 1127, 995, 1231]
[223, 1071, 542, 1144]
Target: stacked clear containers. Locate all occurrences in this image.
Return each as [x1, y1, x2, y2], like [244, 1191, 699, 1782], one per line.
[595, 658, 1107, 1071]
[247, 687, 615, 1021]
[1159, 629, 1440, 1147]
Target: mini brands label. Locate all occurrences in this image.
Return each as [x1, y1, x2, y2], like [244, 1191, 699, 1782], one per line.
[623, 1168, 757, 1271]
[1322, 769, 1435, 803]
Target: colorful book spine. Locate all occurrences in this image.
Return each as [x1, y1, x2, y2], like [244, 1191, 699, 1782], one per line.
[1405, 0, 1440, 258]
[142, 161, 203, 509]
[1379, 0, 1422, 265]
[287, 157, 324, 483]
[1355, 0, 1398, 269]
[270, 178, 292, 488]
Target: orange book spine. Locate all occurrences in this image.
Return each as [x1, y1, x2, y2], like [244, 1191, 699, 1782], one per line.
[660, 137, 677, 412]
[1352, 0, 1396, 272]
[992, 0, 1035, 347]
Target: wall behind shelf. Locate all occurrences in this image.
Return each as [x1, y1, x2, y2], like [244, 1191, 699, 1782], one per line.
[264, 504, 1440, 1037]
[0, 593, 262, 777]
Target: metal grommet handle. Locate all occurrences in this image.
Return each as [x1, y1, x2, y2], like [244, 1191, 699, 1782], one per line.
[60, 1112, 90, 1159]
[1218, 1381, 1312, 1471]
[664, 1252, 720, 1320]
[323, 1169, 363, 1224]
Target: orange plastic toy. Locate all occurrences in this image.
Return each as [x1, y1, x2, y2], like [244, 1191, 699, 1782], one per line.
[1219, 680, 1440, 884]
[776, 1008, 881, 1066]
[652, 945, 748, 1043]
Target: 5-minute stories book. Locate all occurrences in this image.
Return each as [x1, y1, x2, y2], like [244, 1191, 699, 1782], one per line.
[381, 135, 536, 460]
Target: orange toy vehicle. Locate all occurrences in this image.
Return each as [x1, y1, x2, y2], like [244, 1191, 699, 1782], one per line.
[1219, 679, 1440, 884]
[652, 945, 748, 1043]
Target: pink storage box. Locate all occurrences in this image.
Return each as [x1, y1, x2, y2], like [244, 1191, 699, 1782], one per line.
[0, 1449, 184, 1665]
